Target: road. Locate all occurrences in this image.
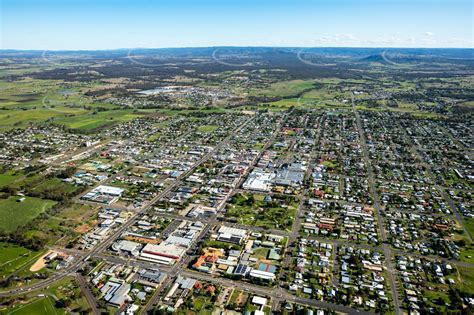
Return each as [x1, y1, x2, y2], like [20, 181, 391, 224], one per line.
[76, 273, 101, 315]
[352, 93, 402, 315]
[96, 253, 376, 315]
[278, 112, 323, 298]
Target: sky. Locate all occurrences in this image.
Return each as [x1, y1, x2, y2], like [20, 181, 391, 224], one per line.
[1, 0, 473, 50]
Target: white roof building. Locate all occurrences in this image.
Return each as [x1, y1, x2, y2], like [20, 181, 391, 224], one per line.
[139, 243, 186, 265]
[95, 185, 124, 196]
[252, 296, 267, 306]
[242, 169, 275, 192]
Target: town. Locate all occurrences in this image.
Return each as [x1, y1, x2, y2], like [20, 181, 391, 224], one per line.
[0, 47, 472, 315]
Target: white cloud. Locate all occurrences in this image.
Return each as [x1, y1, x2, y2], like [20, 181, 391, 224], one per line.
[296, 32, 472, 48]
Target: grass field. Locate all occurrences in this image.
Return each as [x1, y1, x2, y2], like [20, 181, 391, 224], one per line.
[0, 242, 41, 276]
[0, 242, 32, 265]
[0, 109, 81, 130]
[197, 124, 218, 133]
[460, 246, 474, 264]
[0, 277, 89, 314]
[457, 266, 474, 295]
[0, 78, 143, 130]
[0, 171, 22, 188]
[0, 196, 57, 233]
[251, 80, 315, 98]
[463, 218, 474, 240]
[146, 132, 161, 142]
[266, 98, 299, 108]
[32, 178, 79, 195]
[53, 109, 142, 130]
[7, 296, 65, 315]
[20, 202, 97, 247]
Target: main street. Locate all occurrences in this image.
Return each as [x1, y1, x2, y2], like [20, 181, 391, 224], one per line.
[142, 109, 292, 313]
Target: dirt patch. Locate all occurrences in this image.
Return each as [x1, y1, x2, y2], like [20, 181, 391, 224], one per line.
[124, 235, 161, 244]
[75, 224, 90, 234]
[235, 291, 248, 306]
[29, 250, 53, 272]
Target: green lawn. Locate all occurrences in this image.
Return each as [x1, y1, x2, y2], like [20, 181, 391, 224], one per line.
[6, 173, 44, 191]
[421, 290, 450, 314]
[457, 266, 474, 295]
[147, 132, 162, 142]
[0, 78, 134, 131]
[266, 98, 299, 108]
[0, 196, 57, 233]
[463, 218, 474, 240]
[7, 296, 64, 315]
[460, 246, 474, 264]
[252, 247, 270, 260]
[197, 125, 218, 133]
[321, 160, 338, 169]
[0, 108, 83, 130]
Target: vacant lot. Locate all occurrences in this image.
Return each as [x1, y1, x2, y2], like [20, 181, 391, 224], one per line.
[0, 196, 57, 233]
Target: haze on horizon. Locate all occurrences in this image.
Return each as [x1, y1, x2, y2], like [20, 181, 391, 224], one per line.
[1, 0, 473, 50]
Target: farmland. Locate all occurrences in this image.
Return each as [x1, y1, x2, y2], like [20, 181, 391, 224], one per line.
[53, 109, 143, 130]
[250, 80, 315, 98]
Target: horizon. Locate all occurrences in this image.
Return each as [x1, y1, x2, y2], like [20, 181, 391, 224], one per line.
[2, 46, 473, 52]
[1, 0, 472, 50]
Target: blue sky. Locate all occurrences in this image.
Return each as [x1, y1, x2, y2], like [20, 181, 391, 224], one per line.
[1, 0, 472, 50]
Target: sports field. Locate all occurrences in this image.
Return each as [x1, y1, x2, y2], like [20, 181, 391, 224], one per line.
[0, 242, 41, 276]
[8, 296, 65, 315]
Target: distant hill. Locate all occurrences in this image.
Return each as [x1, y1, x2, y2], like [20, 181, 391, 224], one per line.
[360, 54, 392, 64]
[1, 47, 473, 60]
